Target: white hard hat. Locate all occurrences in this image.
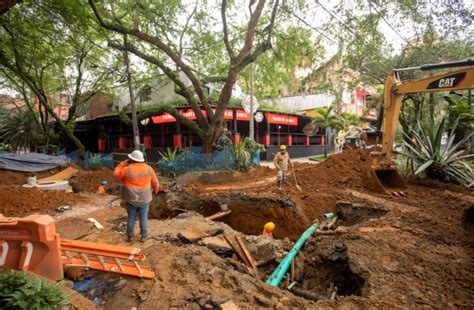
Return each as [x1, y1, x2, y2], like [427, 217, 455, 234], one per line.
[128, 150, 145, 162]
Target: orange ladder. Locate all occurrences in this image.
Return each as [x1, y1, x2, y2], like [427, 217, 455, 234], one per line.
[0, 214, 154, 280]
[61, 239, 154, 279]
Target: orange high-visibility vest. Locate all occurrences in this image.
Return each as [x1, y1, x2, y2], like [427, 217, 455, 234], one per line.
[97, 185, 106, 194]
[114, 161, 160, 206]
[261, 230, 273, 238]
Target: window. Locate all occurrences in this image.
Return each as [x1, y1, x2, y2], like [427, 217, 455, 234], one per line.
[139, 86, 152, 103]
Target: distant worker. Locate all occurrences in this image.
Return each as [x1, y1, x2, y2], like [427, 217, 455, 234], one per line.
[274, 145, 293, 190]
[114, 150, 160, 242]
[262, 222, 275, 238]
[97, 181, 108, 194]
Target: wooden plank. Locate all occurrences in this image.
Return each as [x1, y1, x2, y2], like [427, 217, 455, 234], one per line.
[236, 236, 257, 270]
[38, 167, 79, 182]
[224, 233, 251, 266]
[206, 210, 232, 221]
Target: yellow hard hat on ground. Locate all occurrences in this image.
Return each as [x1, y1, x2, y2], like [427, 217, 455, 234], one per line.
[280, 145, 287, 150]
[264, 222, 276, 232]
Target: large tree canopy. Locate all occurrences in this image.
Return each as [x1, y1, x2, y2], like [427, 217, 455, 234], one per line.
[87, 0, 285, 152]
[0, 1, 121, 157]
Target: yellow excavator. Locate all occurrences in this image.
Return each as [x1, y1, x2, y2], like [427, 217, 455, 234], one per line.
[371, 59, 474, 195]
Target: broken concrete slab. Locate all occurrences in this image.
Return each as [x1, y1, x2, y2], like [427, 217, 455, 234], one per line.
[201, 235, 233, 256]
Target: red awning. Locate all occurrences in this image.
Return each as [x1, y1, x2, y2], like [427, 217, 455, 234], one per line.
[265, 113, 298, 126]
[151, 109, 234, 124]
[356, 90, 369, 97]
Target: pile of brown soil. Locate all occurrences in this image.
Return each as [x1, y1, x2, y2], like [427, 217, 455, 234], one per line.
[69, 168, 118, 193]
[0, 186, 87, 217]
[296, 149, 373, 190]
[0, 167, 64, 186]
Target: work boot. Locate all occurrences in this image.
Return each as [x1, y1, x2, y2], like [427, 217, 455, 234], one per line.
[127, 235, 134, 242]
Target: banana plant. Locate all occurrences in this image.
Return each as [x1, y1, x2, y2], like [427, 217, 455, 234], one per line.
[401, 116, 473, 187]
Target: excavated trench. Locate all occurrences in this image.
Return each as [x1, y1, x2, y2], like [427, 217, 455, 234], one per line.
[149, 192, 311, 241]
[299, 256, 366, 297]
[299, 236, 368, 299]
[148, 192, 377, 301]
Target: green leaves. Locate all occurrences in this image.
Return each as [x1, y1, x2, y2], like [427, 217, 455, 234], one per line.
[400, 116, 473, 187]
[311, 106, 345, 131]
[0, 108, 45, 151]
[232, 137, 265, 171]
[0, 271, 66, 309]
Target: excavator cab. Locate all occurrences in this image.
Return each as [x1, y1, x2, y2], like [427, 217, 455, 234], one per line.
[371, 59, 473, 195]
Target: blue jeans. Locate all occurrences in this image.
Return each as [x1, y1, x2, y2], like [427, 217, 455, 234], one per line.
[127, 203, 150, 239]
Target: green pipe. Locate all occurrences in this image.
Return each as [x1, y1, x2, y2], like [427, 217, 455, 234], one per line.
[266, 223, 318, 287]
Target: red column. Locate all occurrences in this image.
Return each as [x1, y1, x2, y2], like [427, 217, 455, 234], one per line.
[98, 138, 106, 153]
[263, 134, 270, 147]
[173, 134, 182, 148]
[118, 137, 127, 149]
[305, 136, 310, 147]
[233, 133, 241, 145]
[320, 135, 325, 146]
[144, 136, 152, 148]
[286, 135, 292, 146]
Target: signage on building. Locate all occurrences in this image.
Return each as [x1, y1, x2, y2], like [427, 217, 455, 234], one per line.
[242, 95, 259, 114]
[235, 109, 250, 121]
[140, 118, 150, 125]
[302, 123, 315, 136]
[254, 111, 264, 122]
[151, 109, 234, 124]
[265, 113, 298, 126]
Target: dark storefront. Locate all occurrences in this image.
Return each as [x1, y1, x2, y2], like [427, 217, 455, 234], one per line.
[74, 107, 326, 160]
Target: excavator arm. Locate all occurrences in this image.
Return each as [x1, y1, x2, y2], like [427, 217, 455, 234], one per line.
[370, 60, 474, 194]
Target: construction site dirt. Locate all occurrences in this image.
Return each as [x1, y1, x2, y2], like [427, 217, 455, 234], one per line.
[1, 149, 473, 308]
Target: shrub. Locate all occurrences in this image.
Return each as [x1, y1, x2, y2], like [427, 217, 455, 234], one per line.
[0, 271, 66, 309]
[401, 116, 473, 187]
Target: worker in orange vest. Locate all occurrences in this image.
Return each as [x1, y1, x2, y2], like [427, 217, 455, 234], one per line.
[114, 150, 160, 242]
[97, 181, 108, 194]
[262, 222, 275, 238]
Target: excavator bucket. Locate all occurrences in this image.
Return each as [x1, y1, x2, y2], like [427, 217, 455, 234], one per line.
[368, 167, 407, 196]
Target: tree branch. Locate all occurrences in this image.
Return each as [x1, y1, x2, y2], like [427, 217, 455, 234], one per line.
[221, 0, 235, 59]
[178, 0, 198, 58]
[234, 0, 267, 64]
[88, 0, 212, 118]
[120, 103, 205, 138]
[108, 41, 209, 130]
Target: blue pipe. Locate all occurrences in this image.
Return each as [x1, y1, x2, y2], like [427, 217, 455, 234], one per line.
[266, 223, 318, 287]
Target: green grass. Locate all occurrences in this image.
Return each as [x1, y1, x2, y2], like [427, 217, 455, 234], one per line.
[309, 153, 334, 162]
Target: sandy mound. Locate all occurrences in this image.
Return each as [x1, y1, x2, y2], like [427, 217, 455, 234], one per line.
[69, 167, 118, 193]
[0, 186, 87, 217]
[0, 166, 64, 186]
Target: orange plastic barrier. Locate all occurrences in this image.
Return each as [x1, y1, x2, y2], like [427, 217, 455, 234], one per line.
[0, 214, 63, 281]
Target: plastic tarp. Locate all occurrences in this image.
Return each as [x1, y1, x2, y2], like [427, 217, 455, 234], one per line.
[0, 152, 68, 172]
[158, 149, 260, 176]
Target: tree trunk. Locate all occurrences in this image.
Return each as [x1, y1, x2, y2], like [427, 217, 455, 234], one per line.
[324, 128, 329, 158]
[123, 35, 140, 150]
[39, 98, 86, 159]
[428, 93, 434, 121]
[202, 124, 224, 153]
